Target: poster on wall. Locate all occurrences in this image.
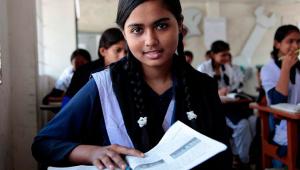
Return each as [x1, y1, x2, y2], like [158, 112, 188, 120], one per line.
[204, 17, 227, 49]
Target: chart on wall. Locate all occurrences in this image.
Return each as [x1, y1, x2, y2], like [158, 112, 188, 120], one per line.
[182, 7, 202, 38]
[204, 17, 227, 50]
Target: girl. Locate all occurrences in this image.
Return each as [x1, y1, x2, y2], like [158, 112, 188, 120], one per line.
[32, 0, 231, 169]
[62, 27, 127, 106]
[198, 40, 257, 167]
[261, 24, 300, 168]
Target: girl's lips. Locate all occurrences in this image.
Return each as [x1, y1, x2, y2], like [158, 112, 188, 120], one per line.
[143, 50, 163, 59]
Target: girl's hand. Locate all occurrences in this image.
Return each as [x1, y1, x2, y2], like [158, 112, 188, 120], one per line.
[281, 50, 299, 71]
[90, 144, 144, 170]
[218, 87, 229, 96]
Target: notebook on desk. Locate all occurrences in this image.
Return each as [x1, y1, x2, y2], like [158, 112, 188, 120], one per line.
[270, 103, 300, 113]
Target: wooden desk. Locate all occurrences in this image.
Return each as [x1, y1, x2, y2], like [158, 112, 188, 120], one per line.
[250, 103, 300, 170]
[39, 102, 61, 129]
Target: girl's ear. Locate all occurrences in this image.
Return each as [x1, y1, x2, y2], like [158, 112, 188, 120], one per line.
[99, 47, 106, 58]
[274, 40, 281, 49]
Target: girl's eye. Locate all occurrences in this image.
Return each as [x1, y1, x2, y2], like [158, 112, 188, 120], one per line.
[155, 23, 168, 30]
[116, 48, 122, 53]
[130, 27, 143, 34]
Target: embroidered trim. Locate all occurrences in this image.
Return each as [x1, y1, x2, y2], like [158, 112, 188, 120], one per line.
[186, 111, 197, 120]
[137, 117, 148, 127]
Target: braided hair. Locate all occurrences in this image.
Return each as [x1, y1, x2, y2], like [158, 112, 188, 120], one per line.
[116, 0, 197, 150]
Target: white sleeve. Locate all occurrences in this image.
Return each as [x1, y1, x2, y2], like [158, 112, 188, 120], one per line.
[260, 64, 278, 93]
[55, 67, 73, 91]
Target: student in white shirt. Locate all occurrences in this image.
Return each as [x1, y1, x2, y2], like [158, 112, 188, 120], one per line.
[42, 49, 91, 104]
[261, 24, 300, 168]
[198, 40, 257, 166]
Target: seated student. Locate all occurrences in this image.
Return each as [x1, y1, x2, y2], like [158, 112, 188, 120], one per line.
[42, 49, 91, 104]
[184, 50, 194, 64]
[197, 40, 257, 168]
[260, 24, 300, 168]
[228, 53, 245, 93]
[62, 27, 127, 106]
[31, 0, 232, 169]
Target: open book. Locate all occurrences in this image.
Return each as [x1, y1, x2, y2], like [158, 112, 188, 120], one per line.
[270, 103, 300, 113]
[48, 121, 227, 170]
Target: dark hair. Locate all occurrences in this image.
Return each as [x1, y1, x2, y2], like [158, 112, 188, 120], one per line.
[116, 0, 183, 29]
[210, 40, 230, 54]
[210, 41, 230, 86]
[184, 50, 194, 59]
[272, 25, 300, 84]
[115, 0, 197, 149]
[70, 49, 91, 62]
[271, 25, 300, 59]
[98, 27, 125, 60]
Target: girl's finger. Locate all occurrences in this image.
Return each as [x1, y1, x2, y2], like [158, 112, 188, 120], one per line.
[93, 159, 105, 170]
[100, 155, 115, 170]
[109, 144, 144, 157]
[106, 150, 127, 170]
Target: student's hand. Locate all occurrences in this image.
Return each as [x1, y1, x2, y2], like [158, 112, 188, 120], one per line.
[90, 144, 144, 170]
[218, 87, 229, 96]
[281, 50, 298, 71]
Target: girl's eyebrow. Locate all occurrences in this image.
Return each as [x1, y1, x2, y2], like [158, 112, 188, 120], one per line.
[127, 17, 170, 28]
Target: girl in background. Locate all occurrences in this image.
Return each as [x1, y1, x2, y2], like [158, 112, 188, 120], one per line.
[62, 27, 127, 106]
[32, 0, 231, 169]
[198, 40, 257, 168]
[261, 24, 300, 168]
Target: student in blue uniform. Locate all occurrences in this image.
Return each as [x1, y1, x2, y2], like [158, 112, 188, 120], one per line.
[32, 0, 231, 169]
[261, 24, 300, 168]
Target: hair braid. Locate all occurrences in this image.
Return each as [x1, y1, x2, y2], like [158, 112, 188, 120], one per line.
[127, 51, 150, 151]
[177, 33, 192, 111]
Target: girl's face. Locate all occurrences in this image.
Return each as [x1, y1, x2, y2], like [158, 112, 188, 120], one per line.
[123, 0, 181, 69]
[72, 55, 90, 70]
[100, 40, 127, 66]
[275, 31, 300, 56]
[212, 51, 230, 65]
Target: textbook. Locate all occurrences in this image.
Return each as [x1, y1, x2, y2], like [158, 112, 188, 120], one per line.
[48, 121, 227, 170]
[270, 103, 300, 113]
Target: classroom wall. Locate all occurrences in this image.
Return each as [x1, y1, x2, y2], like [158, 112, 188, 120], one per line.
[0, 0, 13, 169]
[0, 0, 39, 169]
[8, 0, 39, 169]
[37, 0, 77, 101]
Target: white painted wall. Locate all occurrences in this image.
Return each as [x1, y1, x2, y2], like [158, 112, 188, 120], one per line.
[0, 0, 77, 168]
[37, 0, 76, 108]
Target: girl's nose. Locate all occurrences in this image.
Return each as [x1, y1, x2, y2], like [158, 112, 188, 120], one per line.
[145, 30, 158, 47]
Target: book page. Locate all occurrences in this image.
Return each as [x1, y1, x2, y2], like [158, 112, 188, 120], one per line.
[126, 121, 227, 170]
[48, 121, 227, 170]
[270, 103, 300, 113]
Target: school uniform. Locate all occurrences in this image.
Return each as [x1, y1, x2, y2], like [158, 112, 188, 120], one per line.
[32, 57, 231, 169]
[197, 59, 257, 163]
[261, 58, 300, 146]
[55, 66, 74, 92]
[61, 59, 104, 107]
